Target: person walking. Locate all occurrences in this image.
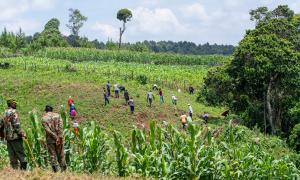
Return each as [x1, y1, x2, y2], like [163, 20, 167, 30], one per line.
[188, 104, 193, 119]
[124, 90, 129, 104]
[159, 88, 164, 104]
[106, 81, 111, 97]
[147, 90, 154, 107]
[103, 89, 110, 106]
[114, 83, 120, 98]
[42, 105, 67, 173]
[172, 95, 177, 105]
[128, 97, 135, 114]
[0, 99, 27, 170]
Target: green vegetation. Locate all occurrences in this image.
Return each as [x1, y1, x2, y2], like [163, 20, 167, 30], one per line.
[200, 5, 300, 137]
[0, 56, 222, 138]
[36, 47, 231, 66]
[0, 3, 299, 179]
[11, 109, 300, 178]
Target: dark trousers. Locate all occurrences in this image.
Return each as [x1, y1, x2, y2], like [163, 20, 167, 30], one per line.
[47, 143, 66, 172]
[148, 98, 153, 107]
[104, 98, 109, 105]
[130, 106, 134, 113]
[7, 138, 27, 170]
[107, 88, 111, 97]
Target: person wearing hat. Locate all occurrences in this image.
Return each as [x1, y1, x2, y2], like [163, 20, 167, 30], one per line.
[42, 105, 67, 172]
[0, 99, 27, 170]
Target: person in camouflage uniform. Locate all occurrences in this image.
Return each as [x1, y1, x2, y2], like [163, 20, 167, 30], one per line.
[42, 105, 67, 172]
[0, 99, 27, 170]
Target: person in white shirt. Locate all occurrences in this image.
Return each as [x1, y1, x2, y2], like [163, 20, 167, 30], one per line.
[172, 95, 177, 105]
[188, 104, 193, 119]
[114, 83, 120, 98]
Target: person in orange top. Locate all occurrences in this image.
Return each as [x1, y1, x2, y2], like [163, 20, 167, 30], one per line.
[180, 114, 187, 129]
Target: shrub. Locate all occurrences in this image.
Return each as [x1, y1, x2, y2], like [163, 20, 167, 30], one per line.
[289, 123, 300, 152]
[136, 74, 148, 85]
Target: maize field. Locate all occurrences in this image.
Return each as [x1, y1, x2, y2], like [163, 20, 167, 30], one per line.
[35, 48, 232, 66]
[0, 57, 209, 90]
[0, 102, 297, 179]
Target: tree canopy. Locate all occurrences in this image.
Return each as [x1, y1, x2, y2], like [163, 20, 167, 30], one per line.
[117, 9, 133, 23]
[66, 8, 87, 37]
[201, 5, 300, 136]
[36, 18, 68, 47]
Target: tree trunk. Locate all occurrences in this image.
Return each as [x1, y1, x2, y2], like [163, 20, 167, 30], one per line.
[266, 74, 278, 134]
[118, 22, 126, 49]
[119, 27, 122, 49]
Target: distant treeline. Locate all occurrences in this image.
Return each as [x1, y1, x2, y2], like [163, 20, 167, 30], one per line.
[137, 41, 235, 55]
[0, 26, 234, 56]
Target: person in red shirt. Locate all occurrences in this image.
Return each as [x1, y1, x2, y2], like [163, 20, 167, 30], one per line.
[159, 88, 164, 104]
[68, 96, 74, 107]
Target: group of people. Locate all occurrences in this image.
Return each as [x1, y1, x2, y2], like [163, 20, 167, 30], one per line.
[0, 99, 66, 172]
[104, 81, 135, 113]
[0, 82, 204, 171]
[68, 96, 79, 135]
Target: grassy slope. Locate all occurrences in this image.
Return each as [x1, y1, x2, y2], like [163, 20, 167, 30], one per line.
[0, 59, 222, 138]
[0, 57, 299, 176]
[0, 168, 136, 180]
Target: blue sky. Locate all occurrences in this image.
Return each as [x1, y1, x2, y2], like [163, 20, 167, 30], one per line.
[0, 0, 299, 45]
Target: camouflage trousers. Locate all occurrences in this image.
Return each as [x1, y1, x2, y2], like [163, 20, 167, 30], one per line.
[7, 138, 27, 170]
[47, 143, 67, 172]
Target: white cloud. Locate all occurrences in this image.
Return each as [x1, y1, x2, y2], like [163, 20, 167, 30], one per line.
[131, 7, 189, 35]
[92, 22, 119, 41]
[0, 0, 56, 21]
[181, 3, 209, 21]
[1, 19, 40, 33]
[291, 1, 300, 12]
[31, 0, 56, 9]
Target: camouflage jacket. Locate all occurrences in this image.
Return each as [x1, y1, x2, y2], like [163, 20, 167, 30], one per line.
[0, 108, 24, 141]
[42, 112, 63, 144]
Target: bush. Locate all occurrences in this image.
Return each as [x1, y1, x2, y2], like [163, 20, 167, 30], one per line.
[289, 123, 300, 152]
[64, 64, 77, 72]
[136, 74, 148, 85]
[0, 62, 10, 69]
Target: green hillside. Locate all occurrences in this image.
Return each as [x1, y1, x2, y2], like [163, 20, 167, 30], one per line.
[0, 54, 299, 179]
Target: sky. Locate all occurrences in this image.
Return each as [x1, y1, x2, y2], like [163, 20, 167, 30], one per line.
[0, 0, 299, 45]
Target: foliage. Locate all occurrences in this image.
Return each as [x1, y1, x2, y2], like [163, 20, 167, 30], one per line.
[250, 5, 294, 23]
[142, 40, 235, 55]
[117, 9, 133, 23]
[128, 43, 149, 52]
[289, 123, 300, 152]
[36, 47, 231, 66]
[66, 8, 87, 38]
[136, 75, 148, 85]
[2, 111, 299, 179]
[35, 18, 68, 48]
[198, 65, 233, 105]
[0, 28, 26, 52]
[202, 5, 300, 136]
